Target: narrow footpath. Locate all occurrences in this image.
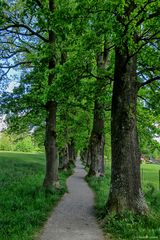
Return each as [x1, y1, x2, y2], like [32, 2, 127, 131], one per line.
[40, 158, 105, 240]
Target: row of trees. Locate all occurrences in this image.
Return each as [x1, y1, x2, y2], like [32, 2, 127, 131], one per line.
[0, 0, 160, 214]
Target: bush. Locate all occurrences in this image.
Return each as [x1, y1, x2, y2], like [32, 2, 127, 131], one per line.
[0, 133, 41, 152]
[14, 136, 35, 152]
[0, 133, 14, 151]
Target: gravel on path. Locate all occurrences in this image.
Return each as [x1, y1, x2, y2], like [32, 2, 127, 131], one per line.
[39, 158, 105, 240]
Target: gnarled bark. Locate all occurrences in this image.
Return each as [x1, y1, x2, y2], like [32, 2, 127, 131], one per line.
[106, 48, 148, 214]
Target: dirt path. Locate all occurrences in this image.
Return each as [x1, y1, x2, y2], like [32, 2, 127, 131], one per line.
[39, 158, 105, 240]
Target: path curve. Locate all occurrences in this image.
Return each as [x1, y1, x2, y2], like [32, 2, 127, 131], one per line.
[39, 158, 104, 240]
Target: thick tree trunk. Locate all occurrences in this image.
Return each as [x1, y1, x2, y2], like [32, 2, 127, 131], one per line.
[88, 101, 105, 176]
[43, 0, 59, 188]
[43, 101, 59, 187]
[106, 48, 148, 214]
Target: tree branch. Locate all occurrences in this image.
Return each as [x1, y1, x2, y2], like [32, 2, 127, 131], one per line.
[0, 69, 10, 80]
[140, 76, 160, 88]
[89, 71, 113, 82]
[138, 95, 150, 105]
[136, 8, 160, 26]
[1, 49, 30, 59]
[0, 61, 33, 69]
[137, 67, 158, 75]
[126, 0, 157, 26]
[0, 24, 48, 42]
[129, 31, 160, 59]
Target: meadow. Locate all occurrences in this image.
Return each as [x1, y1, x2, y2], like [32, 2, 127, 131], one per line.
[141, 163, 160, 191]
[0, 151, 71, 240]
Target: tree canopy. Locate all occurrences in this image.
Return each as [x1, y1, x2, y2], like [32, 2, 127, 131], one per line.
[0, 0, 160, 214]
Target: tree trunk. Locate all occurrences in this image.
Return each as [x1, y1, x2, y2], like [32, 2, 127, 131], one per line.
[43, 101, 59, 187]
[59, 145, 69, 170]
[88, 49, 108, 177]
[80, 148, 87, 164]
[43, 0, 59, 188]
[86, 148, 91, 167]
[106, 48, 148, 214]
[68, 139, 76, 165]
[88, 100, 105, 176]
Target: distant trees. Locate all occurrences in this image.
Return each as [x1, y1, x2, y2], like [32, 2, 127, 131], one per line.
[0, 132, 40, 152]
[88, 46, 110, 177]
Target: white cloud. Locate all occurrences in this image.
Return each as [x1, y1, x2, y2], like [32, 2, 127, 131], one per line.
[6, 81, 19, 93]
[0, 115, 6, 131]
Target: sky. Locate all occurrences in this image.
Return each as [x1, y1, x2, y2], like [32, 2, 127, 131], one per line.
[0, 76, 18, 131]
[0, 115, 6, 131]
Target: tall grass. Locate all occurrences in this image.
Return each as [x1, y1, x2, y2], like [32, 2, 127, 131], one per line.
[0, 151, 72, 240]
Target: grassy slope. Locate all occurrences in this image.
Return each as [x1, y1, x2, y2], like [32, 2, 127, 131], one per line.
[87, 162, 160, 240]
[0, 151, 72, 240]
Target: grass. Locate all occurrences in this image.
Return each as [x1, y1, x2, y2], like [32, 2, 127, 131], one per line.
[86, 162, 160, 240]
[141, 163, 160, 190]
[0, 151, 72, 240]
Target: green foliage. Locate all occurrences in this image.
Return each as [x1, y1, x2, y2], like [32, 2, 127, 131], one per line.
[1, 0, 159, 161]
[0, 0, 159, 224]
[0, 152, 72, 240]
[14, 136, 35, 152]
[0, 133, 13, 151]
[145, 184, 160, 212]
[0, 132, 41, 152]
[137, 85, 160, 158]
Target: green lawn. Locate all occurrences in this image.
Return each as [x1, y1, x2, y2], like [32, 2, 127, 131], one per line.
[141, 163, 160, 190]
[87, 162, 160, 240]
[0, 151, 71, 240]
